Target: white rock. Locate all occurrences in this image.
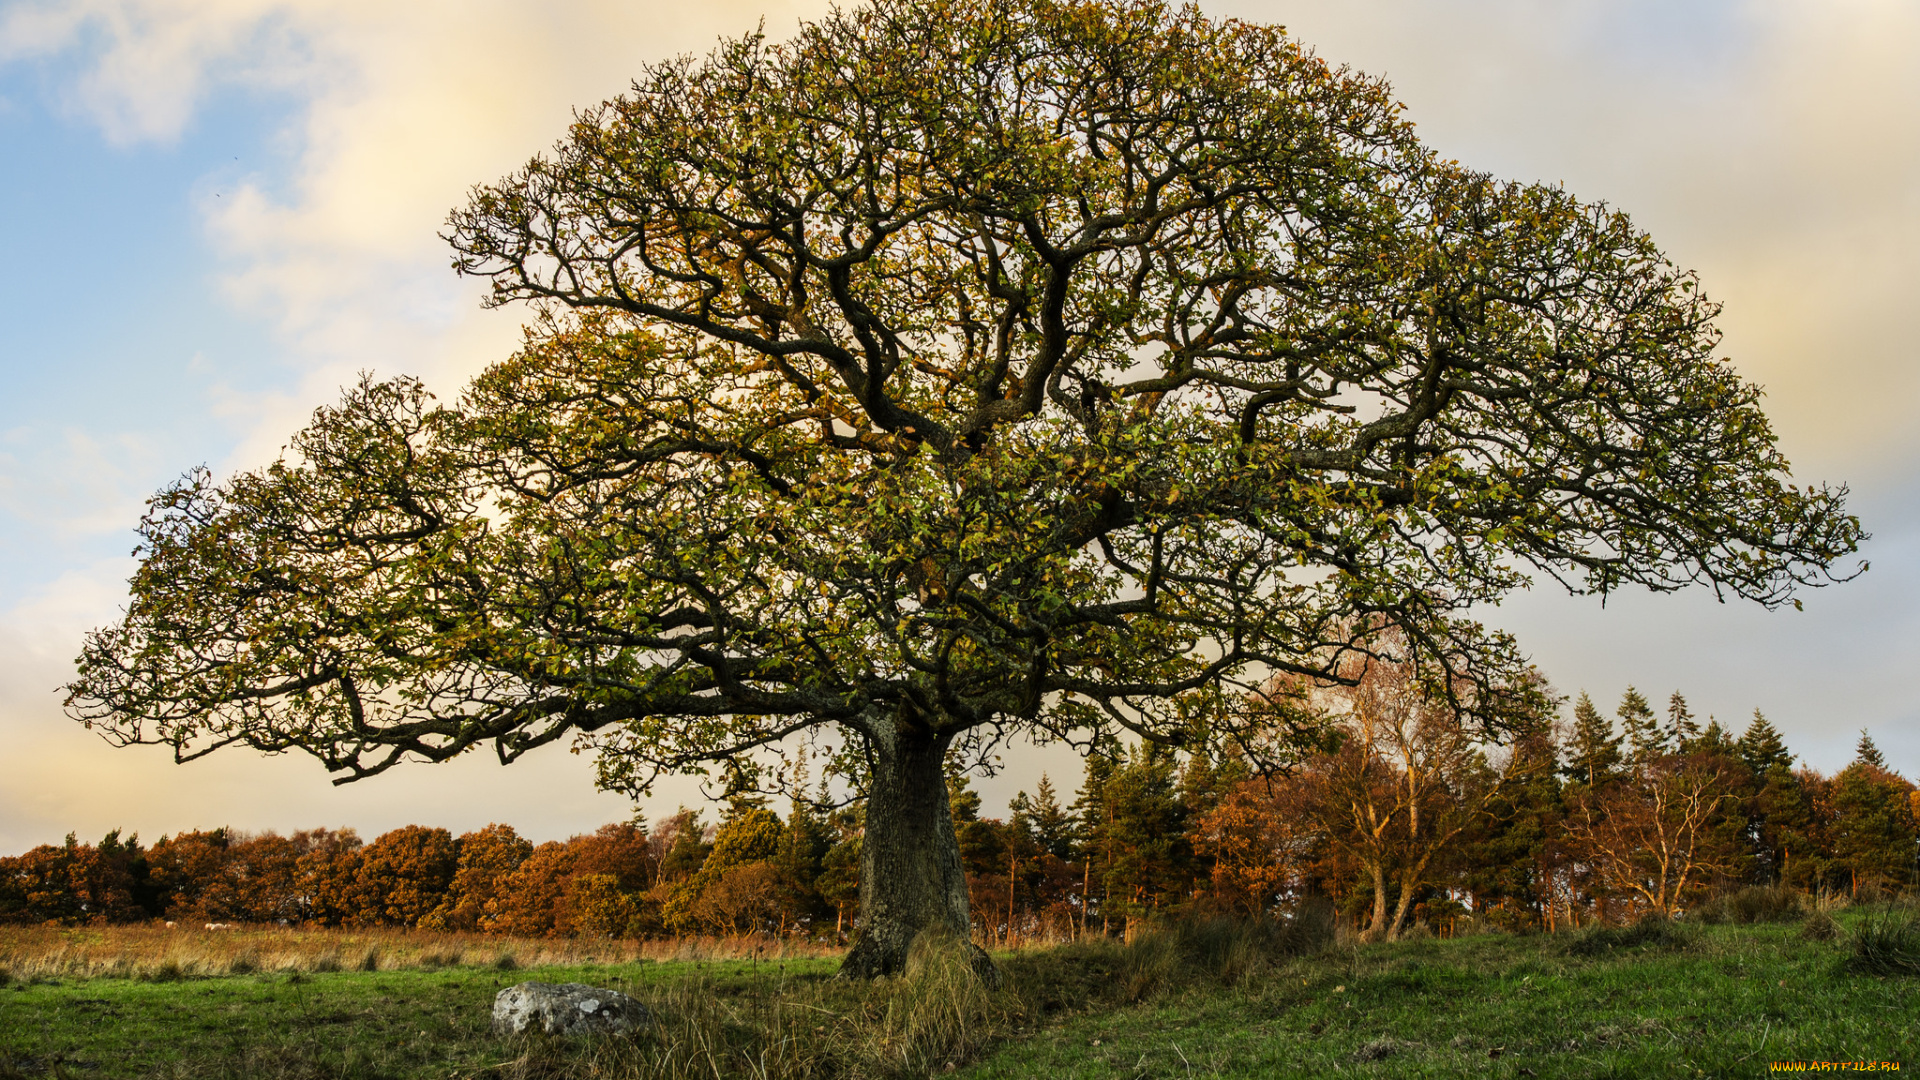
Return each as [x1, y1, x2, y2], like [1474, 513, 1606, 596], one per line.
[491, 981, 648, 1037]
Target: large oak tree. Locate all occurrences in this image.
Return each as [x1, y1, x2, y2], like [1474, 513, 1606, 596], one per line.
[68, 0, 1861, 978]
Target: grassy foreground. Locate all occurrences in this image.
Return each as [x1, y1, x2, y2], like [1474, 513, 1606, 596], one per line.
[1, 910, 1914, 1079]
[970, 918, 1916, 1078]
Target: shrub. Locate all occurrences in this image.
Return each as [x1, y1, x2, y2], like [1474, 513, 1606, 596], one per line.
[139, 960, 184, 983]
[1847, 907, 1920, 976]
[1481, 906, 1542, 936]
[1692, 887, 1804, 925]
[1565, 916, 1691, 957]
[1800, 910, 1840, 941]
[1119, 914, 1333, 1001]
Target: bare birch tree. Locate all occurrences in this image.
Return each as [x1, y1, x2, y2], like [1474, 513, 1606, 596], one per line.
[1564, 752, 1741, 918]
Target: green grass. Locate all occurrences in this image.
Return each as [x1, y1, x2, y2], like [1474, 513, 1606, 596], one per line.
[963, 917, 1917, 1079]
[0, 956, 837, 1079]
[1, 913, 1913, 1079]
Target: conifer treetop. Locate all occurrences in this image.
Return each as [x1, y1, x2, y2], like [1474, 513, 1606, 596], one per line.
[1737, 709, 1793, 777]
[1854, 731, 1889, 771]
[1617, 687, 1666, 762]
[1564, 691, 1624, 787]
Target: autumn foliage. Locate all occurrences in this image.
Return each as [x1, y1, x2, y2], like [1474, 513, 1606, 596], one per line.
[3, 698, 1913, 937]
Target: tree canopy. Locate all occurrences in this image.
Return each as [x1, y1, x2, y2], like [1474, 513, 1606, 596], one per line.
[67, 0, 1861, 977]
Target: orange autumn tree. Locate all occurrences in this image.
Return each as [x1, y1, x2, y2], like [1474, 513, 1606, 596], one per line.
[483, 842, 577, 936]
[350, 825, 459, 928]
[433, 823, 534, 931]
[229, 832, 311, 924]
[1278, 631, 1552, 942]
[1562, 749, 1743, 917]
[1190, 775, 1313, 916]
[147, 830, 236, 921]
[476, 824, 659, 938]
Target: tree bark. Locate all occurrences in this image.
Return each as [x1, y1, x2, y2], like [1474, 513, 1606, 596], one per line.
[1362, 861, 1390, 943]
[839, 725, 998, 984]
[1387, 871, 1418, 941]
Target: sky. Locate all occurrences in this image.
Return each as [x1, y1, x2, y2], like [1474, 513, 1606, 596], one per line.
[0, 0, 1915, 854]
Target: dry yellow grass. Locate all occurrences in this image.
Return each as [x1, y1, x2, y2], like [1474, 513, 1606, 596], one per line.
[0, 923, 839, 982]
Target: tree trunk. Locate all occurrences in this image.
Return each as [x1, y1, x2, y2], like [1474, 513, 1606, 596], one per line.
[1386, 849, 1442, 941]
[839, 726, 997, 984]
[1361, 861, 1390, 942]
[1386, 873, 1418, 941]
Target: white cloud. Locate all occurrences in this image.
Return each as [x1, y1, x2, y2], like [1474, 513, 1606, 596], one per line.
[1232, 0, 1920, 481]
[6, 0, 839, 468]
[0, 0, 305, 143]
[20, 0, 1913, 479]
[0, 426, 158, 539]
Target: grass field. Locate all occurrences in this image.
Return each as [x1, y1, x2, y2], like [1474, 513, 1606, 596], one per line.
[1, 908, 1914, 1079]
[0, 923, 837, 981]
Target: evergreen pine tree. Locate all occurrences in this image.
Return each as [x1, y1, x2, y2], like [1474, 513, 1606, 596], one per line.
[1666, 692, 1700, 750]
[1664, 713, 1751, 885]
[1751, 766, 1819, 889]
[1461, 720, 1563, 922]
[1070, 747, 1119, 855]
[1855, 731, 1889, 770]
[1007, 789, 1031, 830]
[1099, 742, 1189, 928]
[1737, 710, 1794, 777]
[1617, 686, 1665, 762]
[1069, 748, 1121, 932]
[1177, 751, 1221, 821]
[1830, 759, 1918, 894]
[774, 797, 835, 935]
[1694, 719, 1736, 756]
[815, 803, 864, 938]
[658, 808, 711, 881]
[1014, 775, 1075, 861]
[1563, 692, 1624, 787]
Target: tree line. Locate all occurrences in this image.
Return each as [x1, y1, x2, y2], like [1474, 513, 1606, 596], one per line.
[6, 679, 1915, 941]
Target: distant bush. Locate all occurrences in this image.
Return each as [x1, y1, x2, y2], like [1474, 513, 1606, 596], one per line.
[1119, 912, 1334, 1001]
[1565, 916, 1691, 957]
[1800, 910, 1841, 941]
[1691, 887, 1804, 925]
[137, 959, 183, 983]
[1447, 907, 1540, 937]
